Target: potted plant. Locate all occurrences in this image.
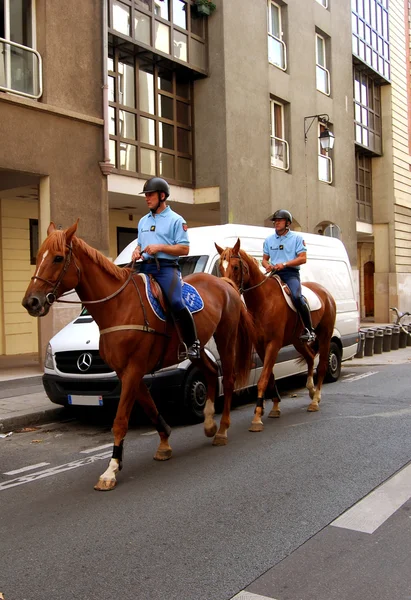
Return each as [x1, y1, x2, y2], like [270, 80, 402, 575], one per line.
[194, 0, 216, 16]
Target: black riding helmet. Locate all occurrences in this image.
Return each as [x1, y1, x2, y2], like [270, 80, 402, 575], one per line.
[271, 209, 292, 224]
[139, 177, 170, 199]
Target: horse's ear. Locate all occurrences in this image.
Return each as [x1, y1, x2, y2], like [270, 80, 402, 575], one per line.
[215, 243, 224, 256]
[47, 222, 56, 236]
[233, 238, 241, 254]
[65, 219, 79, 245]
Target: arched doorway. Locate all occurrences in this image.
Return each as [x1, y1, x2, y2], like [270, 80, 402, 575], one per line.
[364, 261, 374, 317]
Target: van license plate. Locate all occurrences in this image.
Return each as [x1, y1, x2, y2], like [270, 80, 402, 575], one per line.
[68, 395, 103, 406]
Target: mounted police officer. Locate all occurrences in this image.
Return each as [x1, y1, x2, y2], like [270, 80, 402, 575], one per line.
[262, 209, 315, 343]
[131, 177, 201, 359]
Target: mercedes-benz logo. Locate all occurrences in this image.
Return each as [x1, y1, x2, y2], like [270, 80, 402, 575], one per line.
[77, 352, 93, 372]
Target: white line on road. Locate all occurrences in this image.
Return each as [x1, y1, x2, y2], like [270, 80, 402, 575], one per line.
[343, 371, 379, 382]
[331, 462, 411, 534]
[80, 443, 113, 454]
[231, 592, 277, 600]
[0, 451, 112, 491]
[4, 462, 50, 476]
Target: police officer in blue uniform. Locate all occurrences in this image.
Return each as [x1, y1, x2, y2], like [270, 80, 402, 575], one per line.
[131, 177, 201, 359]
[262, 209, 315, 342]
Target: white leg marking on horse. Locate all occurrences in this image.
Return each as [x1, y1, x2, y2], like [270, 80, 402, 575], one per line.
[204, 398, 215, 429]
[306, 375, 314, 391]
[35, 250, 49, 278]
[99, 458, 119, 481]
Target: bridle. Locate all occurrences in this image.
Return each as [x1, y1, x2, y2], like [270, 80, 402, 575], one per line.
[31, 243, 80, 306]
[225, 253, 273, 295]
[30, 242, 135, 306]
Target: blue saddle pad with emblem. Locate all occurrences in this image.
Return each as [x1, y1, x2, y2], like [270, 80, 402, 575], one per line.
[140, 274, 204, 322]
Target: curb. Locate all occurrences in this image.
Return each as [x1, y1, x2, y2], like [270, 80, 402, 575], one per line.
[0, 406, 68, 433]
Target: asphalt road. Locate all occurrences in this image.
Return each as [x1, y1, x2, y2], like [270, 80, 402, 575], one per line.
[1, 362, 410, 600]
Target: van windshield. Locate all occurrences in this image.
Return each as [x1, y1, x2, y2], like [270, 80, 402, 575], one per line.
[79, 255, 208, 316]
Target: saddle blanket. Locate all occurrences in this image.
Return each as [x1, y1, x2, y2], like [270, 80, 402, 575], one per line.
[140, 274, 204, 322]
[273, 275, 322, 312]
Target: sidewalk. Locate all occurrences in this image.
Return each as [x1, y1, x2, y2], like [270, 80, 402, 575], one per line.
[0, 354, 67, 433]
[1, 330, 411, 433]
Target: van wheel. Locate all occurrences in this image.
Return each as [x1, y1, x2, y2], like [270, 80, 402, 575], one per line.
[324, 341, 342, 383]
[182, 368, 207, 423]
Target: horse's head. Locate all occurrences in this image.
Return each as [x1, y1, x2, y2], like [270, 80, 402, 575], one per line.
[22, 221, 80, 317]
[215, 238, 250, 289]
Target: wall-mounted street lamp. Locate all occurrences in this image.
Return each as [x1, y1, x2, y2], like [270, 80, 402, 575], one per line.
[304, 113, 335, 151]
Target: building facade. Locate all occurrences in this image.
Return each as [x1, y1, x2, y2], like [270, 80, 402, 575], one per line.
[0, 0, 408, 361]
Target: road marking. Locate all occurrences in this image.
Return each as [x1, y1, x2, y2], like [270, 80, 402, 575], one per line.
[331, 462, 411, 534]
[232, 592, 277, 600]
[343, 371, 379, 382]
[0, 451, 112, 491]
[80, 443, 112, 454]
[141, 430, 157, 436]
[4, 462, 50, 476]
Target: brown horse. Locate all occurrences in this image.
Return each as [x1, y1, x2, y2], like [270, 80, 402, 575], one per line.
[216, 238, 336, 432]
[22, 222, 256, 491]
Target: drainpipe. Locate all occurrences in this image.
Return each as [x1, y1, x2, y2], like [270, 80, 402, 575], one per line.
[99, 0, 114, 175]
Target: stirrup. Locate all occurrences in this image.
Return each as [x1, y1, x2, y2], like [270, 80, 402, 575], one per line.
[177, 340, 201, 361]
[300, 328, 315, 343]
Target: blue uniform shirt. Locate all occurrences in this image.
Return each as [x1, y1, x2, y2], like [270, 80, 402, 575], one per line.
[263, 230, 307, 270]
[137, 206, 189, 260]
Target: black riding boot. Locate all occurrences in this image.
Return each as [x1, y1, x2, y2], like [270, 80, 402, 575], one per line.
[298, 299, 315, 342]
[174, 307, 201, 360]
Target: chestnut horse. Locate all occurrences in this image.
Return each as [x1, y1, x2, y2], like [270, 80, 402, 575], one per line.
[216, 239, 336, 432]
[22, 222, 256, 491]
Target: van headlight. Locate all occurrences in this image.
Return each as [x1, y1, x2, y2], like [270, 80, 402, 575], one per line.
[44, 343, 54, 370]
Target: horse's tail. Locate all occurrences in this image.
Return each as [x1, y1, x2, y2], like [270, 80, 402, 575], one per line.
[234, 303, 256, 390]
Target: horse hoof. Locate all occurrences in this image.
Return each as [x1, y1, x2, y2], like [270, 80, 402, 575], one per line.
[212, 434, 227, 446]
[249, 422, 264, 432]
[268, 409, 281, 418]
[204, 424, 218, 438]
[94, 478, 116, 491]
[154, 449, 172, 461]
[307, 403, 319, 412]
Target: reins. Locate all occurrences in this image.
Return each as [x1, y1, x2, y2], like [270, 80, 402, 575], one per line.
[32, 245, 167, 338]
[230, 253, 275, 294]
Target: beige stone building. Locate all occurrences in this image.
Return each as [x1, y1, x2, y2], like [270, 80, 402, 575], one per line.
[0, 0, 408, 363]
[354, 0, 411, 322]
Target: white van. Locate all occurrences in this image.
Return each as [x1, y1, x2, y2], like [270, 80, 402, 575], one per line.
[42, 224, 359, 422]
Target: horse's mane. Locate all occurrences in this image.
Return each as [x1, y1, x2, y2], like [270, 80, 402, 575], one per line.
[238, 249, 260, 270]
[41, 230, 127, 281]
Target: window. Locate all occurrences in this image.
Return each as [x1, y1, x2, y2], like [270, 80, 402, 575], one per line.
[0, 0, 42, 98]
[316, 33, 330, 95]
[267, 1, 287, 70]
[355, 153, 372, 222]
[318, 123, 332, 183]
[353, 67, 381, 154]
[351, 0, 390, 81]
[29, 218, 39, 265]
[109, 0, 207, 74]
[270, 99, 289, 171]
[109, 51, 193, 184]
[117, 227, 137, 255]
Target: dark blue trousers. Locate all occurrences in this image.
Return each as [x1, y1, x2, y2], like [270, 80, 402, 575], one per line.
[136, 260, 185, 312]
[278, 269, 305, 310]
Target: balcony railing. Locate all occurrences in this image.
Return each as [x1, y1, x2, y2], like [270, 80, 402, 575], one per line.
[316, 64, 330, 95]
[270, 136, 289, 171]
[318, 154, 332, 184]
[268, 34, 287, 71]
[0, 38, 42, 99]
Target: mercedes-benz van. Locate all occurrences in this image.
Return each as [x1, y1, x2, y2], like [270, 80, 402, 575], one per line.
[42, 224, 359, 422]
